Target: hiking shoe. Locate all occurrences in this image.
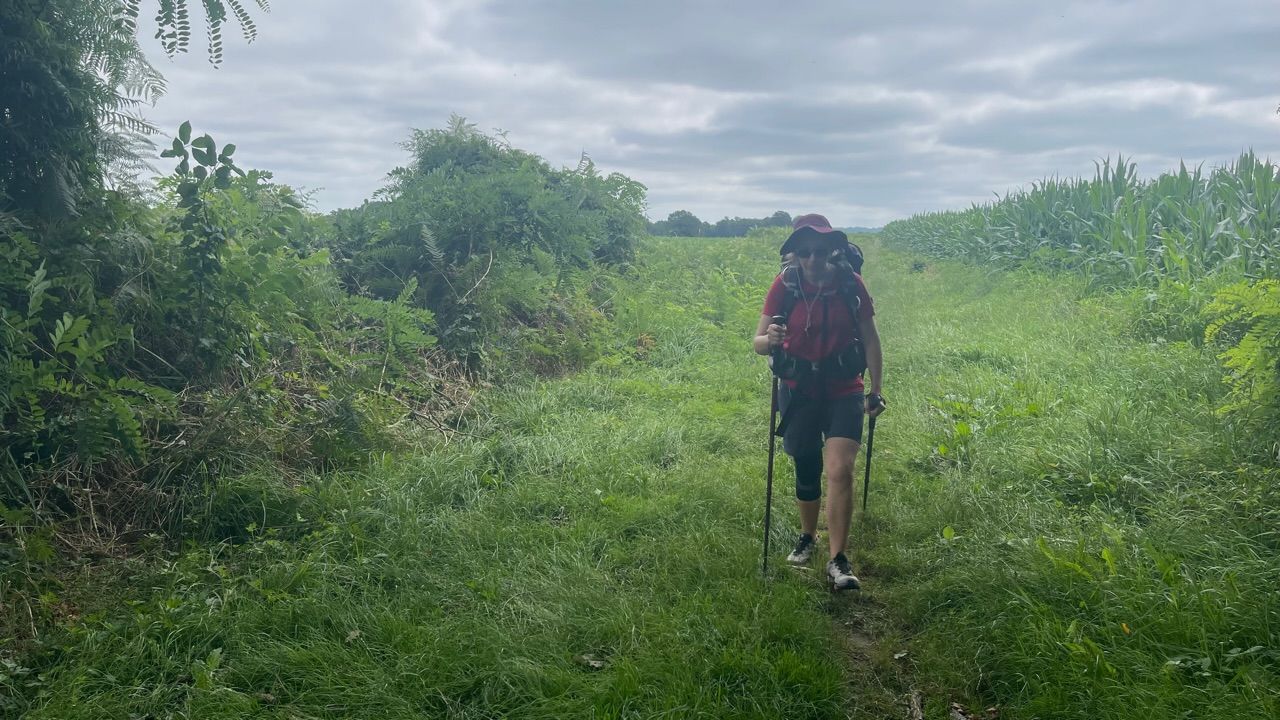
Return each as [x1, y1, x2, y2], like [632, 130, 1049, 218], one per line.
[786, 533, 816, 565]
[826, 553, 861, 590]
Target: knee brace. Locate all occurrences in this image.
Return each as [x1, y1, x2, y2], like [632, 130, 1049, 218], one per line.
[794, 452, 823, 502]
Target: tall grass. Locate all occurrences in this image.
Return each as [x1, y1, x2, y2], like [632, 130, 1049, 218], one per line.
[6, 234, 1276, 719]
[858, 245, 1278, 718]
[881, 152, 1280, 453]
[881, 152, 1280, 287]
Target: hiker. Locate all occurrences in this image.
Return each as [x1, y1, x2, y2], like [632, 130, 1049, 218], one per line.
[752, 214, 885, 590]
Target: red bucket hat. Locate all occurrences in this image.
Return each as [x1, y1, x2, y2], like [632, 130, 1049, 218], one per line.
[780, 213, 848, 256]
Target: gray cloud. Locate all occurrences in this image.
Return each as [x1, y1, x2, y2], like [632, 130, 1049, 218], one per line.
[136, 0, 1280, 227]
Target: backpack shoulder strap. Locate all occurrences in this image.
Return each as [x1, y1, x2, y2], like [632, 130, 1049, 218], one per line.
[775, 263, 803, 321]
[831, 256, 863, 337]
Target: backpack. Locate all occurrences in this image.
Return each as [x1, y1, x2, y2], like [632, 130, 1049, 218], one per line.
[770, 242, 866, 382]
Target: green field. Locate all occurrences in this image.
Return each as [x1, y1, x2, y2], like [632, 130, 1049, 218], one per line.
[7, 234, 1275, 719]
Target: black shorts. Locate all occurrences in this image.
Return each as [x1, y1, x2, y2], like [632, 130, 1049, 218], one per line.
[778, 386, 864, 456]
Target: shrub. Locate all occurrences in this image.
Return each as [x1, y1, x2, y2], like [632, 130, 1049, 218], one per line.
[319, 116, 647, 367]
[1205, 279, 1280, 451]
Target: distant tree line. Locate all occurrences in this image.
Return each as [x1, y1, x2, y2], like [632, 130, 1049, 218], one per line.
[648, 210, 794, 237]
[648, 210, 881, 237]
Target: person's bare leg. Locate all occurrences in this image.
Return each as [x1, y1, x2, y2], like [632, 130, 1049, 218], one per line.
[798, 499, 819, 538]
[824, 437, 860, 557]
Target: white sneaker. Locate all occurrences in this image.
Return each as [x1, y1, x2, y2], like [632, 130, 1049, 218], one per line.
[826, 553, 861, 590]
[786, 533, 816, 565]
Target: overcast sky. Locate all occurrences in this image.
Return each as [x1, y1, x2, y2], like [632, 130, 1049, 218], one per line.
[137, 0, 1280, 227]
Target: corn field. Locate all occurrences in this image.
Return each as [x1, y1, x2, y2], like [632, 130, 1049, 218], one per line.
[882, 152, 1280, 287]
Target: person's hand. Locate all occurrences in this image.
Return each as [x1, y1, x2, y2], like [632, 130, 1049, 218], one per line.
[766, 322, 787, 348]
[866, 392, 887, 418]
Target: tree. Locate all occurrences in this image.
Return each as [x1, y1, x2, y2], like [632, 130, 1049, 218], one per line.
[0, 0, 269, 223]
[1, 0, 152, 220]
[767, 210, 792, 227]
[664, 210, 706, 236]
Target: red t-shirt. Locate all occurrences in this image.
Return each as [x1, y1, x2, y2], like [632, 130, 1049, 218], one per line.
[762, 271, 875, 397]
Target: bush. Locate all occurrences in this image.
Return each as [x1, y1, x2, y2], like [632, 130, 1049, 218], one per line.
[2, 111, 648, 548]
[319, 116, 647, 367]
[0, 127, 451, 527]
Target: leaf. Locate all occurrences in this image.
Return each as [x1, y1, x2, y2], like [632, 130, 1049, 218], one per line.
[52, 314, 91, 352]
[110, 377, 177, 405]
[1100, 547, 1117, 576]
[220, 143, 236, 158]
[26, 262, 51, 318]
[179, 121, 192, 143]
[942, 526, 956, 541]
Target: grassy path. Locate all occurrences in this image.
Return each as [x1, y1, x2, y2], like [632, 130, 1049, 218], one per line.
[10, 235, 1277, 719]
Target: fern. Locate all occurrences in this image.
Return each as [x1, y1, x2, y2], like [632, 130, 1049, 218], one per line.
[420, 225, 445, 267]
[1206, 279, 1280, 429]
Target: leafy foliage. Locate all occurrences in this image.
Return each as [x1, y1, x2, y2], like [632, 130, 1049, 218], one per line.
[1206, 279, 1280, 441]
[0, 122, 456, 531]
[321, 116, 648, 368]
[1, 0, 174, 222]
[118, 0, 269, 66]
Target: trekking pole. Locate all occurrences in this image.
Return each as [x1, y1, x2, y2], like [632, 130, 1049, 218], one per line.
[862, 394, 885, 514]
[763, 315, 786, 576]
[861, 417, 875, 514]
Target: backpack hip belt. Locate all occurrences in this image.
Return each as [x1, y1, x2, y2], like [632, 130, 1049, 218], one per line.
[770, 342, 866, 383]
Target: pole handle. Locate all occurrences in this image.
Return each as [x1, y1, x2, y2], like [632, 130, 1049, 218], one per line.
[769, 314, 787, 368]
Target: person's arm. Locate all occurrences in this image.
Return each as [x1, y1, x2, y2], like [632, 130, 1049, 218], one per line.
[859, 315, 885, 416]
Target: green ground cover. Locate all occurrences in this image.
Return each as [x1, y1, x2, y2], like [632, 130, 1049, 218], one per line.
[7, 234, 1276, 719]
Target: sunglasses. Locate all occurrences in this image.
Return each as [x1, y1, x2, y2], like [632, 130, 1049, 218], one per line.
[793, 246, 834, 259]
